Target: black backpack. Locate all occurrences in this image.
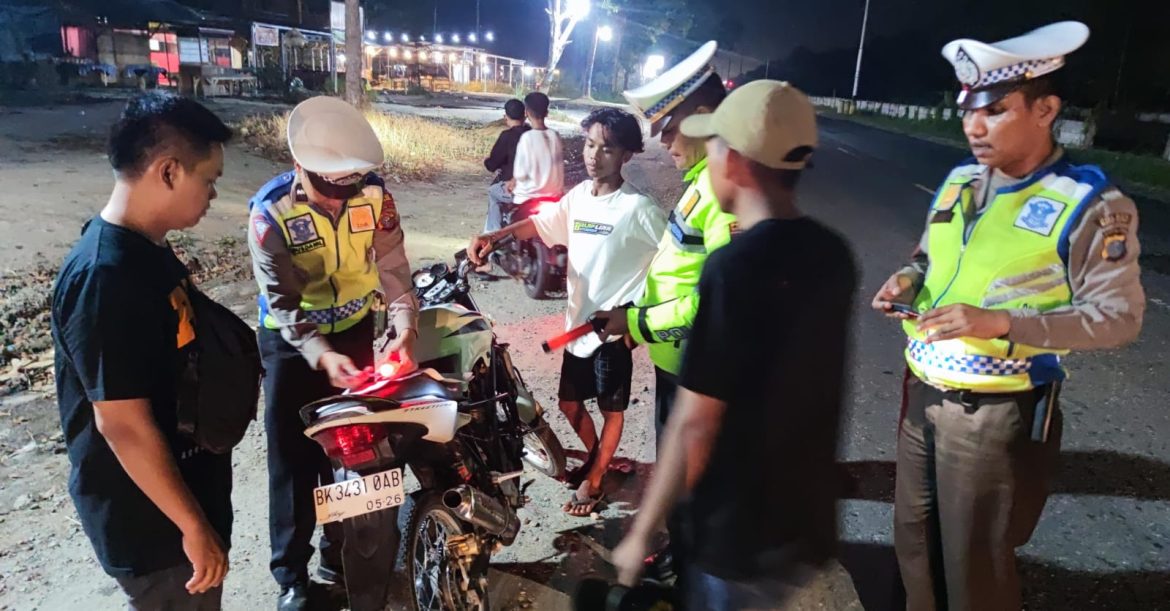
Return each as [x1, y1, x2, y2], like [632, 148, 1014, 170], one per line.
[176, 287, 263, 454]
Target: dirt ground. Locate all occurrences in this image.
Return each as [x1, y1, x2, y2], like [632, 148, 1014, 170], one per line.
[0, 96, 671, 611]
[0, 95, 864, 611]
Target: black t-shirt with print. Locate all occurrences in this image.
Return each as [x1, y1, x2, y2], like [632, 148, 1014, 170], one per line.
[51, 217, 232, 578]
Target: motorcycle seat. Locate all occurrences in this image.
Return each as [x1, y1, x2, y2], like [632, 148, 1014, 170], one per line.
[384, 369, 463, 403]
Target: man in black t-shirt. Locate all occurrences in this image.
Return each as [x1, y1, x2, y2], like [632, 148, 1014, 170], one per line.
[482, 98, 530, 232]
[52, 92, 234, 610]
[612, 81, 856, 608]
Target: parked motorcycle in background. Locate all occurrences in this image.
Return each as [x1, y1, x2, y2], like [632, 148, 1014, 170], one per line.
[491, 196, 567, 299]
[300, 249, 566, 610]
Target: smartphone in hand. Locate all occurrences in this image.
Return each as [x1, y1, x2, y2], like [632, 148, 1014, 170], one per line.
[888, 303, 920, 318]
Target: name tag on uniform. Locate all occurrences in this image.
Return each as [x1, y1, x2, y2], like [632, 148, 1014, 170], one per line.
[348, 204, 376, 233]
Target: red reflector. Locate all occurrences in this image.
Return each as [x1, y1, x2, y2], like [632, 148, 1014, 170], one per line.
[324, 424, 383, 468]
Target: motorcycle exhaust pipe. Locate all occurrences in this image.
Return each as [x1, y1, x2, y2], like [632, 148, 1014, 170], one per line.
[443, 485, 520, 545]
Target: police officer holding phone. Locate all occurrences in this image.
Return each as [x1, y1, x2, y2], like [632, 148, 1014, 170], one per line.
[872, 22, 1145, 610]
[247, 96, 418, 610]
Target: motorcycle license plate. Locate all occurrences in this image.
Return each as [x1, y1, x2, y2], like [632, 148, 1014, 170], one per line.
[313, 468, 406, 525]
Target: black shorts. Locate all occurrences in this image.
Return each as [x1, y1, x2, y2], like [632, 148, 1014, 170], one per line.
[558, 341, 633, 411]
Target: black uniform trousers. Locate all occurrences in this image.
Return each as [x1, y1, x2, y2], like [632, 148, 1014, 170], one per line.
[260, 315, 375, 588]
[654, 367, 690, 596]
[894, 373, 1063, 611]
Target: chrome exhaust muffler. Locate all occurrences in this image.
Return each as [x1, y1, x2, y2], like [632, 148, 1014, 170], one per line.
[442, 485, 520, 545]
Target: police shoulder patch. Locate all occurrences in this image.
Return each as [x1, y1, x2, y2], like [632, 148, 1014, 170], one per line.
[1014, 197, 1067, 237]
[1102, 229, 1128, 262]
[378, 190, 400, 232]
[252, 215, 272, 243]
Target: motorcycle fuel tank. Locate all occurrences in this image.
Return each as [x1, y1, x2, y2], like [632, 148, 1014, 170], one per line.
[414, 304, 494, 376]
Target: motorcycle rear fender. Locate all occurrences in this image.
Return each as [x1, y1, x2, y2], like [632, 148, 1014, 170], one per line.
[338, 496, 406, 611]
[304, 395, 468, 443]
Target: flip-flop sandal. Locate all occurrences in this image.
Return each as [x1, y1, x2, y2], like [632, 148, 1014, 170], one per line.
[563, 488, 605, 517]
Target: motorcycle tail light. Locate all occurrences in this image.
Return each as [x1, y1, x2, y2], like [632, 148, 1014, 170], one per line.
[315, 424, 387, 469]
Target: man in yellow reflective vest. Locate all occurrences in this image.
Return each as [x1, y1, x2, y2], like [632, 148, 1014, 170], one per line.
[871, 22, 1145, 610]
[593, 39, 736, 586]
[247, 97, 418, 611]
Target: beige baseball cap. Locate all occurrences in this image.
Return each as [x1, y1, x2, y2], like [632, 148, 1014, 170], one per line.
[680, 80, 817, 170]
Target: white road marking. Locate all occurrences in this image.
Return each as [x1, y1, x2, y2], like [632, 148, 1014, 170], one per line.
[914, 183, 936, 196]
[837, 146, 859, 158]
[1150, 298, 1169, 311]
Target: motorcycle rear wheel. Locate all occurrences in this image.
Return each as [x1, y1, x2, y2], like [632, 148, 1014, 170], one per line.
[522, 241, 557, 300]
[404, 492, 489, 611]
[522, 416, 567, 479]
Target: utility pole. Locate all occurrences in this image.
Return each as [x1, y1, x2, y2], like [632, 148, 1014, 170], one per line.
[344, 0, 361, 105]
[851, 0, 870, 98]
[433, 1, 438, 39]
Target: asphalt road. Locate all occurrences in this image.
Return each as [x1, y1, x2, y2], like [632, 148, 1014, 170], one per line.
[590, 115, 1167, 609]
[778, 117, 1170, 610]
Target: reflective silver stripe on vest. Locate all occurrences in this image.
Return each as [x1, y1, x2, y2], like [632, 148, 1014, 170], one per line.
[668, 211, 705, 254]
[908, 339, 1032, 376]
[982, 264, 1066, 308]
[303, 294, 371, 325]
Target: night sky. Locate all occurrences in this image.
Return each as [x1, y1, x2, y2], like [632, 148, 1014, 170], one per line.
[365, 0, 1169, 109]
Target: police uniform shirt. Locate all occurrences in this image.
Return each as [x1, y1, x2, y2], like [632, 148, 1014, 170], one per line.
[247, 177, 417, 368]
[901, 148, 1145, 350]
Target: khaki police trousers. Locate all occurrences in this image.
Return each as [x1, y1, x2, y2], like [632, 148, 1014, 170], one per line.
[894, 373, 1062, 611]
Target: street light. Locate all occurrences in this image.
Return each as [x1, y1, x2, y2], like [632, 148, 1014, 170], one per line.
[642, 54, 665, 80]
[568, 0, 590, 20]
[435, 34, 444, 44]
[469, 33, 478, 44]
[452, 34, 461, 44]
[485, 31, 494, 42]
[852, 0, 871, 98]
[401, 33, 410, 42]
[366, 31, 375, 41]
[383, 32, 393, 42]
[585, 25, 613, 99]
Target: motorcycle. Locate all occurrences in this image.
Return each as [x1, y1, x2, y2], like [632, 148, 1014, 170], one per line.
[300, 247, 567, 611]
[492, 196, 567, 300]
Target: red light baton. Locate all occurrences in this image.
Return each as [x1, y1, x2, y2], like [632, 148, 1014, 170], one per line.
[542, 316, 606, 353]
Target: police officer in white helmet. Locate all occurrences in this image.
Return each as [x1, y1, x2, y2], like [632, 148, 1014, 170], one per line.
[872, 22, 1145, 610]
[247, 97, 418, 610]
